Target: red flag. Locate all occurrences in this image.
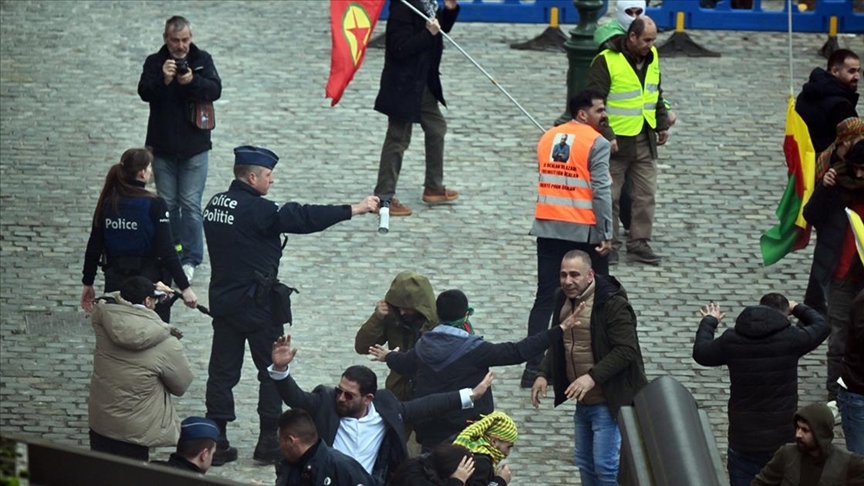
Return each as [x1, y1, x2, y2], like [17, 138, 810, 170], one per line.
[326, 0, 385, 106]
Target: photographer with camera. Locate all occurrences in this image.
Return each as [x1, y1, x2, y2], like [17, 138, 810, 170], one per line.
[138, 15, 221, 284]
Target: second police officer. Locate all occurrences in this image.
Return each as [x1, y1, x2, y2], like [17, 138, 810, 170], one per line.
[202, 145, 378, 466]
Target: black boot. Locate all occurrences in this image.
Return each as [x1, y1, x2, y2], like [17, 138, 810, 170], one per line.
[211, 419, 238, 467]
[253, 419, 281, 465]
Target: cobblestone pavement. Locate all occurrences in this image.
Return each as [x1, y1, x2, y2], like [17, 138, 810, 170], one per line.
[1, 1, 860, 484]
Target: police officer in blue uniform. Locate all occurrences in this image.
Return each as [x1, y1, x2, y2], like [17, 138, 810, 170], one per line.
[81, 148, 198, 321]
[203, 145, 378, 466]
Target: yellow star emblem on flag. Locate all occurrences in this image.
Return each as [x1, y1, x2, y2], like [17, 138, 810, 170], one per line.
[342, 3, 373, 66]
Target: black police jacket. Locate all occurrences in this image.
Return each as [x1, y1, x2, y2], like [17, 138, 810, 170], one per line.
[138, 43, 222, 162]
[275, 439, 372, 486]
[203, 180, 351, 326]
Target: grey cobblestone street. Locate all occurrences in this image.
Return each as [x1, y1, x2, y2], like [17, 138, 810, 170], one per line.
[1, 1, 861, 484]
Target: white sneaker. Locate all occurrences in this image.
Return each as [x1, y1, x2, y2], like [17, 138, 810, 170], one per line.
[827, 400, 841, 425]
[182, 264, 195, 284]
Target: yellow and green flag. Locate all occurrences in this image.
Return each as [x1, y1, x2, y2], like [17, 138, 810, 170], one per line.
[760, 95, 817, 266]
[846, 208, 864, 266]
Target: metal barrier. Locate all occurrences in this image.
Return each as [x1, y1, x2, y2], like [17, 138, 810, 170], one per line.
[646, 0, 864, 33]
[380, 0, 607, 25]
[2, 433, 243, 486]
[617, 376, 728, 486]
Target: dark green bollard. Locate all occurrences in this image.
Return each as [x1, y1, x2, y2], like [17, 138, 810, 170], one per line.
[556, 0, 605, 126]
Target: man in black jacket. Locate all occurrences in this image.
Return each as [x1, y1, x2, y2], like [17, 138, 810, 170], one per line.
[138, 16, 221, 280]
[692, 295, 829, 486]
[796, 48, 860, 317]
[804, 147, 864, 404]
[796, 49, 860, 154]
[369, 288, 577, 450]
[203, 146, 378, 466]
[270, 334, 492, 486]
[530, 249, 647, 486]
[372, 0, 460, 217]
[275, 409, 372, 486]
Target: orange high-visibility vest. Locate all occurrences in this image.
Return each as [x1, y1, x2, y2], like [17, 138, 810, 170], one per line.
[535, 122, 600, 225]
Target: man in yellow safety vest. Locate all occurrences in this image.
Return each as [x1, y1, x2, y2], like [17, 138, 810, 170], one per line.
[587, 16, 671, 265]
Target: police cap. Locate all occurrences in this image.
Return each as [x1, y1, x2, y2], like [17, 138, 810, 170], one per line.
[234, 145, 279, 169]
[179, 416, 221, 442]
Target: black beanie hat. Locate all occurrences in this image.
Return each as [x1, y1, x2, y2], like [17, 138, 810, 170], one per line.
[437, 289, 469, 323]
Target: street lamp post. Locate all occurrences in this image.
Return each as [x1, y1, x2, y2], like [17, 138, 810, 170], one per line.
[556, 0, 605, 125]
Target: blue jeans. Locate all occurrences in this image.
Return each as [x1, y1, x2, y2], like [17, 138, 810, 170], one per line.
[574, 403, 621, 486]
[839, 388, 864, 454]
[727, 447, 774, 486]
[152, 151, 208, 266]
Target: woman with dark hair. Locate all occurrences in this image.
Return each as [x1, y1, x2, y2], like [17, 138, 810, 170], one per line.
[390, 444, 475, 486]
[81, 148, 197, 321]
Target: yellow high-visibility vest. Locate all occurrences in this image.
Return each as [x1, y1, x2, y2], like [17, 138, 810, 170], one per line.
[601, 46, 660, 136]
[535, 122, 600, 225]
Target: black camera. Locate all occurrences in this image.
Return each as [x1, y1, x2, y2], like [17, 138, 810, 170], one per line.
[175, 58, 189, 75]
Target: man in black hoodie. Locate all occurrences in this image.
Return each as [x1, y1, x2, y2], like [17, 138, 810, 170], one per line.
[797, 49, 860, 154]
[370, 288, 578, 450]
[752, 402, 864, 486]
[692, 294, 828, 486]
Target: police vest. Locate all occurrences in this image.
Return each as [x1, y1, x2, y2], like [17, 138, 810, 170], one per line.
[103, 197, 156, 257]
[601, 46, 660, 136]
[535, 122, 600, 225]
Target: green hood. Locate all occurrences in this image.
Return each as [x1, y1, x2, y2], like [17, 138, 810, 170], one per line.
[384, 271, 437, 325]
[795, 402, 835, 457]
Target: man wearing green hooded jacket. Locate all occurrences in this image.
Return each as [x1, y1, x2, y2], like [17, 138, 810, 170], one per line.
[752, 402, 864, 485]
[355, 271, 438, 402]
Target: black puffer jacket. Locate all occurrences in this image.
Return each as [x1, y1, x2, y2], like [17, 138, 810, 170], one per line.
[693, 304, 829, 453]
[795, 67, 859, 153]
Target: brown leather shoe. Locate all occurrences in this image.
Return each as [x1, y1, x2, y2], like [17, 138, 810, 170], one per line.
[422, 186, 459, 204]
[388, 197, 412, 217]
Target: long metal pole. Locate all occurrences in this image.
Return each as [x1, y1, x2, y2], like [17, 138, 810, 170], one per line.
[399, 0, 547, 133]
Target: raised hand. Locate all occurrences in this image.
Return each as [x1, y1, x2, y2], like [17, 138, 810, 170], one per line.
[271, 334, 298, 371]
[700, 302, 725, 321]
[560, 302, 586, 331]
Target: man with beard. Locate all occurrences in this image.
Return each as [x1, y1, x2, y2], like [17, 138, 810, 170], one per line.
[752, 403, 864, 485]
[797, 50, 859, 318]
[796, 49, 860, 154]
[522, 89, 613, 388]
[804, 141, 864, 404]
[692, 296, 828, 486]
[587, 16, 671, 265]
[269, 334, 493, 486]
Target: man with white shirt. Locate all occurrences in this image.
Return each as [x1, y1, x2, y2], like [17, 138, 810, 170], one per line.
[269, 334, 492, 486]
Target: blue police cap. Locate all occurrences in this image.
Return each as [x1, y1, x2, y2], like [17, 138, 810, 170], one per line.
[179, 417, 221, 442]
[234, 145, 279, 169]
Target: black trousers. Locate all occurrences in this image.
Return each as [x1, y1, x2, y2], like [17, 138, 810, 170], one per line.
[89, 429, 149, 461]
[205, 317, 284, 423]
[524, 237, 609, 371]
